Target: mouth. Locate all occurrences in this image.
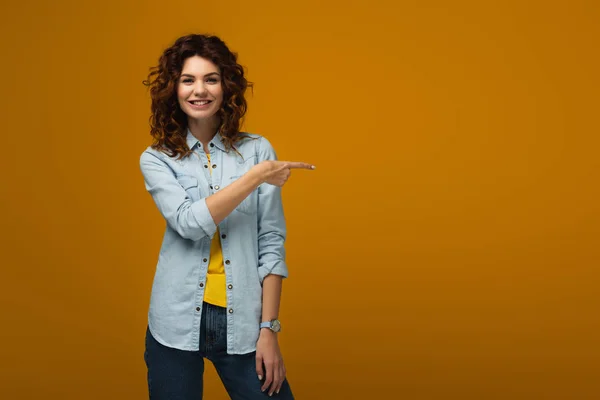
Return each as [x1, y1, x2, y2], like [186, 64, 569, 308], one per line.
[187, 100, 213, 109]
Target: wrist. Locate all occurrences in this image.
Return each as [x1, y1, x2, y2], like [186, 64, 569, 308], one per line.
[260, 318, 281, 333]
[247, 166, 266, 186]
[259, 328, 277, 340]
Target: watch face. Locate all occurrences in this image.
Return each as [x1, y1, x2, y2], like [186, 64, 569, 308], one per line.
[271, 319, 281, 332]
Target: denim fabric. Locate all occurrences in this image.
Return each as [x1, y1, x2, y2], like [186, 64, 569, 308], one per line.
[139, 130, 288, 354]
[144, 302, 294, 400]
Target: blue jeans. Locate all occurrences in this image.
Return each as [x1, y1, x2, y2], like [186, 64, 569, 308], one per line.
[144, 302, 295, 399]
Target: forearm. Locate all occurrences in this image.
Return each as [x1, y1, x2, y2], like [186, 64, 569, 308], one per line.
[261, 274, 283, 323]
[205, 169, 263, 226]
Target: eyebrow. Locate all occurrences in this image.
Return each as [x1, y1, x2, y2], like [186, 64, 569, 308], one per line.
[181, 72, 221, 79]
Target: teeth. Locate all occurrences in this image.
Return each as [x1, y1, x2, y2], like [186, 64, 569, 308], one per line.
[191, 100, 210, 105]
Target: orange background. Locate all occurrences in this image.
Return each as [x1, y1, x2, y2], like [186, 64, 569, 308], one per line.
[1, 0, 599, 399]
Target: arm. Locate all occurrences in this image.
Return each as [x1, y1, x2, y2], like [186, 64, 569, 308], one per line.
[256, 137, 289, 283]
[256, 138, 287, 326]
[255, 137, 288, 396]
[140, 150, 263, 241]
[260, 275, 282, 326]
[140, 144, 312, 242]
[258, 274, 283, 395]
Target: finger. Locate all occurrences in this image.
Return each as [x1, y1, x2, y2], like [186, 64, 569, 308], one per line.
[262, 363, 273, 393]
[255, 354, 264, 381]
[283, 162, 316, 170]
[269, 362, 280, 396]
[276, 364, 285, 394]
[261, 361, 274, 392]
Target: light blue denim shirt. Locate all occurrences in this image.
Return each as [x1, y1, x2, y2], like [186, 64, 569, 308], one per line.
[139, 129, 287, 354]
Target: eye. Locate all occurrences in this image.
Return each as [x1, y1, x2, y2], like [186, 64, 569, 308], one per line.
[206, 78, 219, 84]
[182, 78, 193, 84]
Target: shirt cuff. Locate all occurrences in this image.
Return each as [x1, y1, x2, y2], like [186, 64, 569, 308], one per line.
[258, 261, 289, 283]
[190, 198, 217, 239]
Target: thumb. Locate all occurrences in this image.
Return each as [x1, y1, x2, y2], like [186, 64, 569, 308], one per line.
[256, 353, 264, 380]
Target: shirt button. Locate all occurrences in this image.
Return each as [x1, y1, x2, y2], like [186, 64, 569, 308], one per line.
[221, 234, 227, 239]
[203, 258, 208, 262]
[204, 165, 208, 168]
[214, 185, 220, 190]
[212, 164, 217, 169]
[225, 260, 230, 265]
[210, 185, 213, 189]
[199, 283, 204, 287]
[196, 306, 201, 311]
[228, 308, 233, 314]
[228, 284, 233, 289]
[210, 143, 215, 147]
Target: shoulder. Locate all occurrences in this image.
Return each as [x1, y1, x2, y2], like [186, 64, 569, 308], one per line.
[140, 145, 183, 161]
[236, 132, 277, 154]
[140, 146, 163, 164]
[139, 146, 182, 172]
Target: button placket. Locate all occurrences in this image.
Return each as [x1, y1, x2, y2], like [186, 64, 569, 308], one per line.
[201, 151, 215, 194]
[220, 222, 234, 309]
[196, 249, 209, 306]
[210, 150, 221, 193]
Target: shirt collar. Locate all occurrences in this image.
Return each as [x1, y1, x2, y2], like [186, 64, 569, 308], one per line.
[186, 128, 227, 152]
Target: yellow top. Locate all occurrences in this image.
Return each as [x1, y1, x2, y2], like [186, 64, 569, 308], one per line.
[203, 153, 227, 307]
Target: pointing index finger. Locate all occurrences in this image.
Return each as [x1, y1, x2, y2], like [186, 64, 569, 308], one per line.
[285, 162, 316, 170]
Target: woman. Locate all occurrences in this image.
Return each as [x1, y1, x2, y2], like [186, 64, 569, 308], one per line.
[139, 34, 314, 399]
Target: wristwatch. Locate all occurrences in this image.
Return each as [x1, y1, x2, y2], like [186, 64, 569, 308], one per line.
[260, 319, 281, 333]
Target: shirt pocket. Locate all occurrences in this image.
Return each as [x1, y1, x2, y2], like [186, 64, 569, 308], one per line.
[235, 153, 257, 173]
[230, 153, 258, 215]
[176, 174, 200, 202]
[229, 174, 258, 215]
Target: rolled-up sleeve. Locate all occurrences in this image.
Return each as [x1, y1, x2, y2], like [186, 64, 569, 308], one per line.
[256, 137, 288, 283]
[140, 150, 217, 241]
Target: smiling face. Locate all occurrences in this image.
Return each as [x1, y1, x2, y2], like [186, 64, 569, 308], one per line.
[177, 55, 224, 124]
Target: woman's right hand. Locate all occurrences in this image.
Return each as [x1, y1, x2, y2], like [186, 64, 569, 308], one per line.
[252, 160, 316, 187]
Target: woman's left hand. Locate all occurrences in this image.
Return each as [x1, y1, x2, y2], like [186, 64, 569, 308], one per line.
[256, 330, 286, 396]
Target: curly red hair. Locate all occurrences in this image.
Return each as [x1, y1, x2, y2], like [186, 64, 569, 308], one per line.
[143, 34, 253, 159]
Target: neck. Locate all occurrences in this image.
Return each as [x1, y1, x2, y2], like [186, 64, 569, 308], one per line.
[187, 117, 220, 150]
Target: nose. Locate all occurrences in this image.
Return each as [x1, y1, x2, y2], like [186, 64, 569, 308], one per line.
[193, 81, 208, 96]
